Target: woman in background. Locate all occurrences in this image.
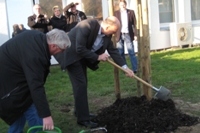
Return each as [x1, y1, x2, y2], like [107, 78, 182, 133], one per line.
[50, 5, 67, 32]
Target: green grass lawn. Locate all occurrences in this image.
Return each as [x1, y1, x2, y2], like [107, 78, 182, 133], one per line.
[1, 47, 200, 133]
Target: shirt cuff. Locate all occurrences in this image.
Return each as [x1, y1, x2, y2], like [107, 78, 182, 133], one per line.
[122, 64, 128, 69]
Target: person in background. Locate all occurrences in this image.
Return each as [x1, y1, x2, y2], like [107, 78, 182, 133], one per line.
[28, 4, 49, 34]
[63, 2, 87, 32]
[50, 5, 67, 31]
[114, 0, 138, 73]
[54, 16, 134, 128]
[12, 24, 21, 38]
[18, 24, 27, 32]
[0, 29, 71, 133]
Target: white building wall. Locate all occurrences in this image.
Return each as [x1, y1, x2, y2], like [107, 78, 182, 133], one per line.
[0, 0, 33, 45]
[6, 0, 33, 37]
[193, 26, 200, 44]
[178, 0, 191, 23]
[0, 0, 9, 45]
[149, 0, 200, 50]
[148, 0, 171, 50]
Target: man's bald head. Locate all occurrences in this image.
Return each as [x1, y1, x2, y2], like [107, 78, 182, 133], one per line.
[103, 16, 120, 30]
[101, 16, 121, 37]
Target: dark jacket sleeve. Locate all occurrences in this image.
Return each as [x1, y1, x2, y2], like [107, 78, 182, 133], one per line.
[75, 22, 99, 62]
[28, 15, 36, 28]
[131, 10, 137, 36]
[21, 56, 51, 118]
[114, 10, 121, 42]
[20, 37, 51, 118]
[79, 11, 87, 20]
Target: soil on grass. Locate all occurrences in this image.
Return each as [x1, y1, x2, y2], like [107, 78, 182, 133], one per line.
[92, 96, 200, 133]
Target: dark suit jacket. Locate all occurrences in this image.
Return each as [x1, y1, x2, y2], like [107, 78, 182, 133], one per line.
[114, 9, 137, 42]
[54, 18, 125, 70]
[0, 30, 51, 125]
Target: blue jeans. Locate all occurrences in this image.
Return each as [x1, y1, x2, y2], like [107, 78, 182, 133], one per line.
[116, 33, 138, 72]
[8, 104, 42, 133]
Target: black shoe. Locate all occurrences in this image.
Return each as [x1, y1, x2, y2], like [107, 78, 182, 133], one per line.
[88, 113, 96, 118]
[134, 71, 137, 74]
[74, 112, 96, 118]
[77, 120, 98, 128]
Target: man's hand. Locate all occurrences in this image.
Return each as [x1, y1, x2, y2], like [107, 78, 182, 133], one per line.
[98, 53, 109, 61]
[124, 67, 134, 78]
[44, 14, 49, 22]
[134, 36, 137, 41]
[44, 14, 48, 19]
[43, 116, 54, 130]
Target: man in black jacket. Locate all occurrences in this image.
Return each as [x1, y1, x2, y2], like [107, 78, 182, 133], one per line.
[54, 16, 134, 128]
[0, 29, 71, 133]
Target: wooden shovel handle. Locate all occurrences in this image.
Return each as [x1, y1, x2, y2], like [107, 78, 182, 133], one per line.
[107, 59, 154, 89]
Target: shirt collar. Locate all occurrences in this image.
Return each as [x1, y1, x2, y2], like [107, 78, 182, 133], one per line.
[99, 24, 105, 37]
[120, 9, 127, 13]
[55, 15, 62, 18]
[98, 26, 102, 35]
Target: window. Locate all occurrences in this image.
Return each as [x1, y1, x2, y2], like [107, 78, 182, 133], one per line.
[191, 0, 200, 20]
[158, 0, 174, 23]
[38, 0, 63, 18]
[82, 0, 102, 20]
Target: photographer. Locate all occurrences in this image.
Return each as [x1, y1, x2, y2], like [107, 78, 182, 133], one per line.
[28, 4, 49, 34]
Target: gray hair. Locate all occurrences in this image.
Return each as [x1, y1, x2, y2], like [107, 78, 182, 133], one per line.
[46, 29, 71, 49]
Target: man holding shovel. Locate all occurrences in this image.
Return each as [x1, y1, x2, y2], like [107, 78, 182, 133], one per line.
[54, 16, 134, 128]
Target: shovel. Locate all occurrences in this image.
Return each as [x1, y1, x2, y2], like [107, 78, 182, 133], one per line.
[107, 59, 171, 101]
[79, 127, 107, 133]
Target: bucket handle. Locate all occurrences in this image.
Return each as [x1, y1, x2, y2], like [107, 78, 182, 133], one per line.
[27, 126, 62, 133]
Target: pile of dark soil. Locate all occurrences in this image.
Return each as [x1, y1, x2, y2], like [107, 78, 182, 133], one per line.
[92, 96, 199, 133]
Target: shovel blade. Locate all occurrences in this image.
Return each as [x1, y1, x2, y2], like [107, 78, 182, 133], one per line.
[154, 86, 171, 101]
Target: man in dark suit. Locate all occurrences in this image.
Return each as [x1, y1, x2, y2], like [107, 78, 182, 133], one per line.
[54, 16, 134, 128]
[114, 0, 138, 73]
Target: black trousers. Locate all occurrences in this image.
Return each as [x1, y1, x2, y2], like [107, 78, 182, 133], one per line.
[66, 59, 90, 122]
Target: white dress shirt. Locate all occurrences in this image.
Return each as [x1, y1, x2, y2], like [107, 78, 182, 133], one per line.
[91, 27, 105, 52]
[120, 10, 129, 33]
[91, 25, 128, 69]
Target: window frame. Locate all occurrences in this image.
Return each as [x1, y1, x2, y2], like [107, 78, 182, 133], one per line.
[159, 0, 176, 31]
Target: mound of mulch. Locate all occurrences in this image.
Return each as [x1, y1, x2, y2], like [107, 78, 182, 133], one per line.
[92, 96, 199, 133]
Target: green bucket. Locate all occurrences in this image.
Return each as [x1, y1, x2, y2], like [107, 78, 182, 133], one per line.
[27, 126, 62, 133]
